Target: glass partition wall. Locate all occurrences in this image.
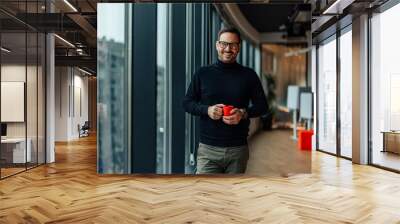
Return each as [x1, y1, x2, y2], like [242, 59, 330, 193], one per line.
[1, 31, 28, 177]
[0, 4, 46, 179]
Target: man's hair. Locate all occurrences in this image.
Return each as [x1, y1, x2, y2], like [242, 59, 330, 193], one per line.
[218, 26, 241, 42]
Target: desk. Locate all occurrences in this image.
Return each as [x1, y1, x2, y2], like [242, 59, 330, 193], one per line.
[381, 131, 400, 154]
[1, 138, 31, 163]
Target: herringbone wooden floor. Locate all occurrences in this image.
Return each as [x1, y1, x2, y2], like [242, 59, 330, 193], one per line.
[1, 130, 400, 223]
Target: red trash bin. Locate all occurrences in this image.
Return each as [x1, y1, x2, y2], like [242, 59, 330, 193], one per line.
[298, 130, 314, 151]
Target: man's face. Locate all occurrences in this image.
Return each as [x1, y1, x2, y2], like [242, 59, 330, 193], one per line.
[216, 32, 240, 63]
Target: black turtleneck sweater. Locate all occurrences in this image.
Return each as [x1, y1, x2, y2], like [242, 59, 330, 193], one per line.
[182, 60, 268, 147]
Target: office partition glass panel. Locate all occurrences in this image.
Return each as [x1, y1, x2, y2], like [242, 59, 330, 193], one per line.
[249, 45, 254, 70]
[156, 3, 169, 174]
[211, 8, 220, 63]
[27, 31, 38, 169]
[97, 4, 132, 174]
[1, 32, 28, 177]
[339, 29, 352, 158]
[255, 47, 261, 76]
[242, 40, 248, 66]
[371, 4, 400, 171]
[317, 36, 337, 154]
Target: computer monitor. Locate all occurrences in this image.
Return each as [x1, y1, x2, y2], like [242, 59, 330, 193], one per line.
[1, 123, 7, 137]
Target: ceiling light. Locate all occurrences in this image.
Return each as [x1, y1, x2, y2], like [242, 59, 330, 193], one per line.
[63, 0, 78, 12]
[54, 34, 75, 48]
[284, 48, 312, 57]
[78, 67, 93, 76]
[322, 0, 354, 15]
[1, 47, 11, 53]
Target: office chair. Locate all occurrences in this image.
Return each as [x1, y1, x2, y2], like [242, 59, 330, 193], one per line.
[79, 121, 90, 138]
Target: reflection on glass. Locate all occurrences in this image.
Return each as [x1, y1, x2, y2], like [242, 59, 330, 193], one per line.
[371, 4, 400, 171]
[97, 4, 131, 174]
[318, 37, 337, 154]
[340, 30, 352, 158]
[156, 4, 169, 174]
[38, 33, 46, 165]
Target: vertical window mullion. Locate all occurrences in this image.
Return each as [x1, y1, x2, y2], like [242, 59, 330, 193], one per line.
[337, 30, 341, 157]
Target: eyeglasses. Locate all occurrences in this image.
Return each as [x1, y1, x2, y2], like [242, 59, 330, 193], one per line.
[217, 41, 239, 50]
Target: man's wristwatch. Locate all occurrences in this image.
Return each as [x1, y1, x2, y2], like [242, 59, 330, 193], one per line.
[239, 108, 248, 119]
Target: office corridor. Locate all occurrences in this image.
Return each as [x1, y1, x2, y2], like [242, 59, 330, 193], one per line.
[246, 130, 311, 176]
[1, 131, 400, 223]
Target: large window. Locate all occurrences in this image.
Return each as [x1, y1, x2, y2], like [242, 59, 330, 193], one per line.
[370, 3, 400, 171]
[339, 28, 352, 158]
[317, 36, 337, 154]
[97, 3, 132, 174]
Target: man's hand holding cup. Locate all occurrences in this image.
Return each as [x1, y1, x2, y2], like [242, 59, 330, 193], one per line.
[208, 104, 246, 125]
[208, 104, 224, 120]
[222, 107, 241, 125]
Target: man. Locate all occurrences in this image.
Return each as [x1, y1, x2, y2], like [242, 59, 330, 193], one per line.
[182, 27, 268, 174]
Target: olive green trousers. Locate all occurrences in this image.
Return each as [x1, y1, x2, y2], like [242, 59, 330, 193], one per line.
[196, 143, 249, 174]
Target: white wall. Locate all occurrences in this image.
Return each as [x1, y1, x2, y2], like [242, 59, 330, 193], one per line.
[55, 67, 89, 141]
[55, 66, 69, 141]
[71, 72, 89, 138]
[1, 65, 36, 138]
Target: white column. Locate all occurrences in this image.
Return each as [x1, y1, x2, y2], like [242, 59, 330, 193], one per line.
[46, 33, 55, 163]
[352, 14, 369, 164]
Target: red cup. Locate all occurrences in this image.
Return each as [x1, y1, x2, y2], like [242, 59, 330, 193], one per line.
[223, 105, 234, 116]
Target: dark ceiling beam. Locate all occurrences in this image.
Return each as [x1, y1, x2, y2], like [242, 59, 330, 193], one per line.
[260, 32, 308, 44]
[14, 13, 82, 32]
[67, 14, 97, 41]
[0, 8, 38, 31]
[220, 4, 261, 45]
[251, 0, 305, 3]
[55, 55, 96, 71]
